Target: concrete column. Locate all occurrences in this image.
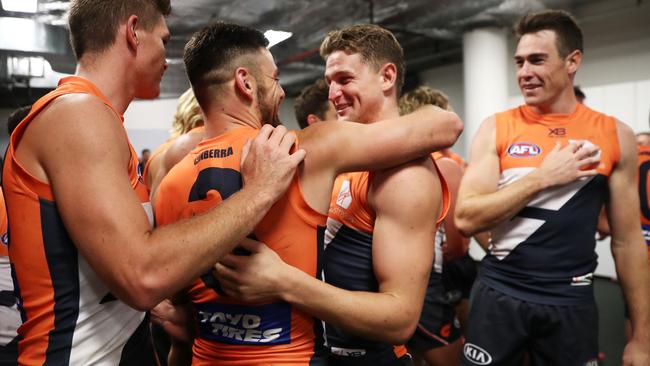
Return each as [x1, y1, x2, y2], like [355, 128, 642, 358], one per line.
[462, 27, 510, 157]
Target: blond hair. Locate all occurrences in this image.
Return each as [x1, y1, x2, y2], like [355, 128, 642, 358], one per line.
[399, 86, 450, 115]
[172, 88, 204, 135]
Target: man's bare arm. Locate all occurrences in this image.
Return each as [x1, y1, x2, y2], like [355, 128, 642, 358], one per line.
[455, 116, 600, 236]
[297, 105, 461, 213]
[216, 158, 441, 343]
[607, 121, 650, 365]
[22, 95, 303, 310]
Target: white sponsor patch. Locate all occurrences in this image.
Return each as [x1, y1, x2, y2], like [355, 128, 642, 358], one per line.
[464, 343, 493, 365]
[335, 180, 352, 209]
[330, 347, 366, 357]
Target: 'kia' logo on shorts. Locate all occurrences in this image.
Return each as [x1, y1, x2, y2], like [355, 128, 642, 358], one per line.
[507, 142, 541, 158]
[464, 343, 493, 365]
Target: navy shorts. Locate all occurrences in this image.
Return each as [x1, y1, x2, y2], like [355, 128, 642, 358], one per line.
[442, 254, 477, 302]
[407, 277, 462, 352]
[462, 280, 599, 366]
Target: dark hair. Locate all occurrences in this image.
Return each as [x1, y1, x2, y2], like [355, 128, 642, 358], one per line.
[183, 22, 269, 108]
[294, 79, 331, 129]
[515, 10, 583, 58]
[320, 24, 405, 96]
[573, 86, 585, 99]
[68, 0, 171, 60]
[7, 105, 32, 135]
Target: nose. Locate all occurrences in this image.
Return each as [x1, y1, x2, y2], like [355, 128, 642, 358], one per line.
[518, 61, 532, 80]
[329, 83, 341, 102]
[279, 85, 286, 101]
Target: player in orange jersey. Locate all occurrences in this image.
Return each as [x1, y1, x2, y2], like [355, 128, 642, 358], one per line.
[455, 10, 650, 366]
[209, 24, 458, 366]
[1, 1, 311, 364]
[154, 22, 461, 365]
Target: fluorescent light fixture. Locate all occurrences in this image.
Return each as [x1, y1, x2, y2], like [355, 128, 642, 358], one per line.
[2, 0, 38, 13]
[264, 30, 292, 49]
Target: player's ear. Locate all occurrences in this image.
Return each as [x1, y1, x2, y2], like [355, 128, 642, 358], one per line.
[235, 67, 255, 101]
[379, 62, 397, 93]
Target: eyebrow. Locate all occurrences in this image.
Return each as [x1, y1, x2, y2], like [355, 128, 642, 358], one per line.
[514, 52, 548, 60]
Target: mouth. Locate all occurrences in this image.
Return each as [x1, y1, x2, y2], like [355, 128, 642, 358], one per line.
[521, 84, 542, 93]
[335, 103, 351, 115]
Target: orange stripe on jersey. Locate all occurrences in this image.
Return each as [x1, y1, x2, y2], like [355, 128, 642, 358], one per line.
[3, 76, 151, 365]
[155, 125, 327, 365]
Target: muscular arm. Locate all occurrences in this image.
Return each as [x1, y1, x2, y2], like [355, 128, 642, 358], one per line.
[455, 116, 600, 236]
[217, 158, 441, 343]
[298, 105, 462, 212]
[607, 122, 650, 364]
[19, 95, 303, 310]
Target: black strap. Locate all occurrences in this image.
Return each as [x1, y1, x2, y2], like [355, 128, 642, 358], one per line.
[0, 290, 16, 307]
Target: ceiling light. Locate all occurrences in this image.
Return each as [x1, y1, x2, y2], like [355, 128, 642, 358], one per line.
[264, 30, 292, 49]
[2, 0, 38, 13]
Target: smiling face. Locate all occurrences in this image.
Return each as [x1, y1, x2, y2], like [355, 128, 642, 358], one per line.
[134, 14, 170, 99]
[324, 50, 385, 124]
[514, 29, 577, 109]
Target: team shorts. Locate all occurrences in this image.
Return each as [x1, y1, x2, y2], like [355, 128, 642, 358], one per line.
[462, 280, 598, 366]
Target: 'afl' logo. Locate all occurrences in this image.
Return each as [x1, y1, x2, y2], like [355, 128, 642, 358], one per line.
[464, 343, 493, 365]
[507, 142, 541, 158]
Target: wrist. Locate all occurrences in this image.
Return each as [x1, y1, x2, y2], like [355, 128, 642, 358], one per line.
[528, 168, 551, 190]
[276, 265, 301, 303]
[240, 183, 277, 209]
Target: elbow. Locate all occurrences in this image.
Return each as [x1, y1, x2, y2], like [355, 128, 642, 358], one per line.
[383, 320, 418, 345]
[442, 112, 464, 149]
[118, 273, 165, 311]
[455, 210, 478, 238]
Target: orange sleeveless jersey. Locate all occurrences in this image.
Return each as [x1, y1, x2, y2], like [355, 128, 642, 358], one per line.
[482, 103, 620, 305]
[142, 126, 206, 189]
[637, 145, 650, 260]
[324, 160, 449, 360]
[142, 138, 174, 188]
[2, 76, 153, 365]
[154, 126, 327, 365]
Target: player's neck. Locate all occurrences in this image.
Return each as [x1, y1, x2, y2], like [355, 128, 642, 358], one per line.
[366, 98, 400, 124]
[529, 88, 578, 115]
[203, 100, 262, 138]
[75, 55, 136, 114]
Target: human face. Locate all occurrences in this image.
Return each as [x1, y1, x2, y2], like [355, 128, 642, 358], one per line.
[134, 15, 170, 99]
[325, 51, 384, 124]
[637, 134, 650, 146]
[514, 30, 575, 109]
[255, 49, 285, 126]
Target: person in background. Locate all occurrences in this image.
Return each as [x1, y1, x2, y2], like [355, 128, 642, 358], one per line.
[294, 78, 337, 129]
[143, 88, 205, 201]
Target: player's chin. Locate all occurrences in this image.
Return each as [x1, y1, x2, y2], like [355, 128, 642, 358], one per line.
[135, 86, 161, 100]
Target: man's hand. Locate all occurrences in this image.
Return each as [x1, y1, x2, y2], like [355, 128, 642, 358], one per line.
[214, 239, 292, 302]
[151, 299, 193, 343]
[622, 338, 650, 365]
[240, 125, 306, 203]
[534, 141, 600, 188]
